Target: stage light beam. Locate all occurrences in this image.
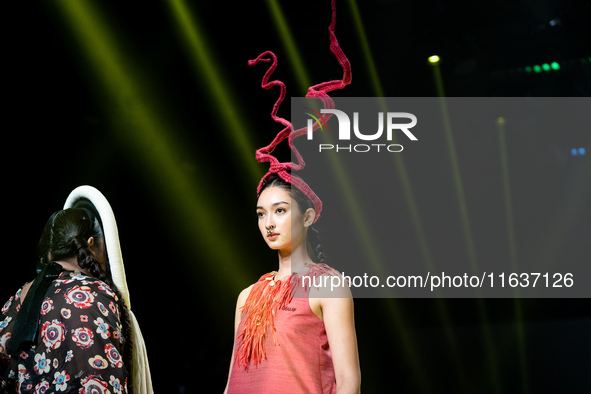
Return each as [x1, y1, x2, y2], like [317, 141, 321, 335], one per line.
[265, 0, 311, 92]
[342, 8, 473, 390]
[347, 0, 384, 96]
[265, 0, 390, 289]
[167, 0, 263, 185]
[266, 2, 434, 390]
[498, 117, 529, 394]
[430, 61, 501, 393]
[53, 0, 252, 295]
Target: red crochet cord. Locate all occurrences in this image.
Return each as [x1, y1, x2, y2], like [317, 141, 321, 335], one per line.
[249, 0, 351, 223]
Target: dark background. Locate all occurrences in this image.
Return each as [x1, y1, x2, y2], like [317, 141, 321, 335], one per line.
[2, 0, 590, 392]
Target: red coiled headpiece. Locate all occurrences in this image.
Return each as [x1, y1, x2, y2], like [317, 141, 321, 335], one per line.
[249, 0, 351, 223]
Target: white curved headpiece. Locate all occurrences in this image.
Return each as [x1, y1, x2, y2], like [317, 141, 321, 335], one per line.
[64, 185, 130, 307]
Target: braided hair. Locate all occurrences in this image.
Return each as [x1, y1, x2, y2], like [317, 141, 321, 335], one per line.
[37, 208, 133, 388]
[258, 174, 327, 264]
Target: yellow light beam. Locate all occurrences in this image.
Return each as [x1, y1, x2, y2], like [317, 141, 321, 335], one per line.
[53, 0, 251, 295]
[265, 0, 311, 92]
[346, 0, 384, 97]
[264, 0, 388, 283]
[345, 3, 469, 388]
[430, 58, 501, 393]
[498, 117, 529, 394]
[498, 117, 518, 271]
[167, 0, 263, 184]
[264, 1, 432, 391]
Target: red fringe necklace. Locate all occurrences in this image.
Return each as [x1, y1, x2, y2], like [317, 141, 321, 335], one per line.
[234, 271, 296, 370]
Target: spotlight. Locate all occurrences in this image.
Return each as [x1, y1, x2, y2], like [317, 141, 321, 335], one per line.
[428, 55, 440, 64]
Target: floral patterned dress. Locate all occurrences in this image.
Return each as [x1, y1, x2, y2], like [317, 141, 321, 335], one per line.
[0, 271, 128, 393]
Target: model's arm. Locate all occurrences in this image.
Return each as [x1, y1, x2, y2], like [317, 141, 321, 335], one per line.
[320, 284, 361, 393]
[223, 285, 252, 394]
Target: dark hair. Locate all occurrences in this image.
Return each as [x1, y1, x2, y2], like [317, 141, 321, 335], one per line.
[258, 174, 327, 264]
[38, 208, 133, 388]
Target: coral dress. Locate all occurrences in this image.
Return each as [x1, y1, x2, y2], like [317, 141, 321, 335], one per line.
[228, 263, 337, 393]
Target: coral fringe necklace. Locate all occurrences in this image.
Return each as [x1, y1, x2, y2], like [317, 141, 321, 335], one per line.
[234, 271, 296, 370]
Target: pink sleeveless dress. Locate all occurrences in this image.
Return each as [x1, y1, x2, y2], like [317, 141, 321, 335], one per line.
[227, 264, 337, 393]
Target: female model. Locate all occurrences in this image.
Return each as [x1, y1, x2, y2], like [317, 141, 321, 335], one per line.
[224, 175, 361, 393]
[225, 1, 358, 390]
[1, 205, 132, 392]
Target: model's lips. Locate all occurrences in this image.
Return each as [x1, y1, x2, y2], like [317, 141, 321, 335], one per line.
[267, 233, 279, 240]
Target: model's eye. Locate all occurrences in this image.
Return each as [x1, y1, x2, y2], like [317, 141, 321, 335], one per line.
[276, 208, 286, 214]
[257, 211, 265, 219]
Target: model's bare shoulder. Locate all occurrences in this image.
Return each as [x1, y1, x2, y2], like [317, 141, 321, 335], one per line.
[236, 284, 254, 311]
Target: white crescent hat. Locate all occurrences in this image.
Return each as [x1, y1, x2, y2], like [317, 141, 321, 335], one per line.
[64, 185, 153, 393]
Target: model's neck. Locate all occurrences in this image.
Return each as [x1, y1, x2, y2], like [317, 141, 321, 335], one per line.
[275, 243, 312, 279]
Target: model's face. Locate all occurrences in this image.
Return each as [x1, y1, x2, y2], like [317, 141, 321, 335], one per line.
[256, 186, 307, 252]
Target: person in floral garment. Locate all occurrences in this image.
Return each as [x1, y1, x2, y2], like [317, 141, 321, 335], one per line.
[1, 208, 131, 393]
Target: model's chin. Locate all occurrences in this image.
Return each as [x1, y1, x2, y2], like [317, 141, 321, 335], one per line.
[265, 239, 289, 251]
[265, 240, 281, 249]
